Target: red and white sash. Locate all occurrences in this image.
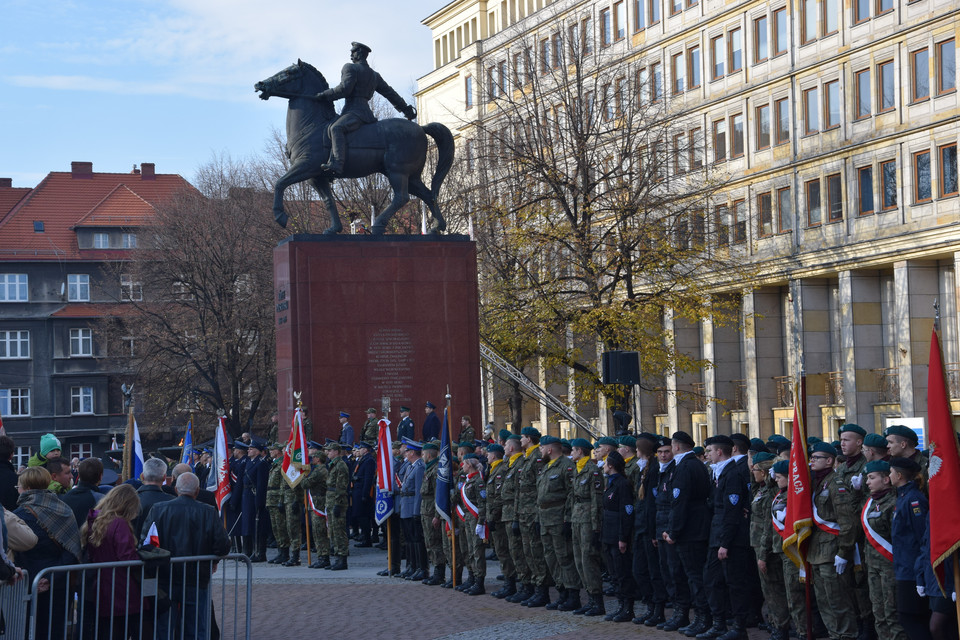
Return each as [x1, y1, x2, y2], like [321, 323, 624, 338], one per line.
[460, 474, 481, 520]
[812, 503, 840, 536]
[307, 492, 326, 518]
[861, 499, 893, 562]
[771, 491, 790, 541]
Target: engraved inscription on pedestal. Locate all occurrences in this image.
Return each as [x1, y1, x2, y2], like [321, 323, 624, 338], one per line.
[367, 328, 415, 405]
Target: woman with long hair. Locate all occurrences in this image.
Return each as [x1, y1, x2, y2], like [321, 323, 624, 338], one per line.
[81, 483, 153, 639]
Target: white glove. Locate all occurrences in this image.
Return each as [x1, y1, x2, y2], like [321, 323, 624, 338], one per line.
[776, 509, 786, 521]
[475, 524, 484, 537]
[834, 555, 848, 575]
[916, 585, 925, 597]
[851, 474, 863, 490]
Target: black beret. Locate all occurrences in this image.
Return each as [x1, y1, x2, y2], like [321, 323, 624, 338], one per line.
[672, 431, 695, 447]
[705, 434, 734, 447]
[888, 456, 921, 473]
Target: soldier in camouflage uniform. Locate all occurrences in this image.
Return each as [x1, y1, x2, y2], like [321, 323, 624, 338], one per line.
[835, 423, 874, 640]
[266, 443, 290, 565]
[770, 460, 808, 639]
[884, 424, 928, 478]
[484, 443, 516, 597]
[459, 455, 487, 595]
[750, 452, 790, 639]
[419, 441, 445, 585]
[569, 438, 604, 616]
[302, 444, 331, 568]
[861, 460, 908, 640]
[515, 427, 550, 607]
[360, 408, 380, 444]
[457, 416, 475, 443]
[536, 435, 580, 611]
[280, 456, 305, 567]
[325, 442, 350, 570]
[444, 444, 471, 589]
[501, 435, 530, 602]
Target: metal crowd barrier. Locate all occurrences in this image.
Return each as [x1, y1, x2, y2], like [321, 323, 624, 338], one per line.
[24, 553, 251, 640]
[0, 569, 30, 638]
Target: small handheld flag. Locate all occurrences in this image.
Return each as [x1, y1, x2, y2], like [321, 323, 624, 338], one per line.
[146, 522, 160, 547]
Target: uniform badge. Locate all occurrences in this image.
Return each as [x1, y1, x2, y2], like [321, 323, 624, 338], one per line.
[580, 478, 588, 484]
[480, 490, 487, 499]
[728, 494, 739, 505]
[673, 488, 680, 499]
[652, 488, 658, 497]
[625, 504, 634, 515]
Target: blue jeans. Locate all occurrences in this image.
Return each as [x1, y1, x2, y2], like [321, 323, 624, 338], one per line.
[158, 585, 210, 640]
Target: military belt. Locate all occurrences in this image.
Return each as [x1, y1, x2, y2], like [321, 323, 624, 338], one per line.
[538, 500, 565, 509]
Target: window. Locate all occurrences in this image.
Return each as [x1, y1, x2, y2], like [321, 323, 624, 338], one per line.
[70, 328, 93, 357]
[120, 274, 142, 302]
[855, 0, 870, 23]
[713, 119, 727, 162]
[551, 34, 561, 69]
[827, 173, 843, 221]
[858, 167, 874, 214]
[67, 274, 90, 302]
[731, 113, 744, 157]
[940, 144, 958, 196]
[732, 199, 747, 243]
[70, 443, 92, 459]
[710, 35, 725, 79]
[914, 150, 932, 202]
[754, 16, 768, 63]
[671, 52, 684, 93]
[600, 8, 612, 46]
[651, 62, 663, 101]
[758, 192, 773, 236]
[775, 98, 790, 144]
[756, 104, 771, 149]
[649, 0, 660, 24]
[855, 69, 871, 119]
[911, 49, 930, 101]
[716, 205, 730, 247]
[773, 8, 788, 56]
[881, 160, 897, 209]
[824, 0, 838, 34]
[937, 39, 956, 95]
[614, 1, 626, 40]
[33, 221, 44, 232]
[121, 233, 137, 249]
[121, 336, 136, 357]
[777, 187, 793, 231]
[802, 0, 817, 43]
[673, 132, 686, 174]
[729, 28, 743, 72]
[670, 0, 682, 16]
[582, 17, 594, 53]
[465, 75, 474, 108]
[14, 447, 30, 469]
[824, 80, 840, 129]
[0, 274, 28, 302]
[806, 179, 822, 225]
[633, 0, 645, 31]
[878, 61, 895, 112]
[803, 87, 819, 133]
[689, 127, 703, 169]
[688, 46, 701, 88]
[465, 139, 475, 171]
[540, 39, 551, 73]
[71, 386, 94, 415]
[0, 389, 29, 417]
[877, 0, 893, 13]
[0, 330, 29, 359]
[93, 233, 109, 249]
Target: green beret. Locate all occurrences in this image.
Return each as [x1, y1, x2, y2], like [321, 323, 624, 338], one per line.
[752, 451, 776, 464]
[772, 460, 789, 475]
[807, 436, 822, 445]
[838, 423, 866, 437]
[811, 442, 837, 457]
[422, 442, 439, 451]
[461, 453, 479, 461]
[570, 438, 593, 451]
[521, 426, 541, 438]
[888, 456, 921, 473]
[749, 438, 769, 453]
[499, 429, 512, 441]
[539, 435, 560, 446]
[885, 425, 918, 445]
[506, 434, 522, 442]
[863, 433, 888, 448]
[767, 434, 790, 445]
[864, 460, 890, 474]
[486, 443, 505, 454]
[596, 436, 619, 447]
[457, 441, 475, 451]
[693, 446, 705, 455]
[619, 435, 637, 449]
[323, 442, 341, 451]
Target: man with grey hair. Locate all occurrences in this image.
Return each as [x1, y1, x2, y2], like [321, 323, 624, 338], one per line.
[172, 463, 217, 508]
[142, 471, 229, 640]
[134, 457, 175, 534]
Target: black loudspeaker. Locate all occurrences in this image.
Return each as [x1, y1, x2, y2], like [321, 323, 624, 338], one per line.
[601, 351, 641, 385]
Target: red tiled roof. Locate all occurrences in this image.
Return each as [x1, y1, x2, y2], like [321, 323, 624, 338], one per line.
[0, 187, 32, 218]
[0, 166, 195, 261]
[49, 303, 135, 318]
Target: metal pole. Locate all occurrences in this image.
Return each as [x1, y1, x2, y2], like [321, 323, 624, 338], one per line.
[446, 386, 456, 589]
[303, 491, 312, 567]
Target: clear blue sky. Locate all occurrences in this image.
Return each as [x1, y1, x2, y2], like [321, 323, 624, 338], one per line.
[0, 0, 443, 187]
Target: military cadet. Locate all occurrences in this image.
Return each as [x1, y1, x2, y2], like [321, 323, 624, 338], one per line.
[808, 441, 858, 640]
[324, 442, 350, 570]
[457, 454, 487, 595]
[352, 442, 376, 547]
[514, 427, 550, 607]
[422, 402, 441, 441]
[420, 441, 445, 585]
[652, 436, 679, 630]
[377, 440, 406, 575]
[337, 411, 354, 447]
[266, 443, 289, 565]
[439, 445, 463, 589]
[397, 406, 414, 441]
[836, 423, 874, 640]
[750, 451, 790, 640]
[617, 435, 645, 611]
[594, 436, 618, 465]
[458, 416, 476, 443]
[302, 443, 330, 568]
[501, 435, 531, 602]
[241, 441, 269, 562]
[884, 425, 927, 478]
[862, 433, 890, 462]
[227, 442, 248, 552]
[601, 450, 637, 623]
[770, 459, 808, 639]
[633, 433, 667, 626]
[360, 408, 379, 444]
[888, 456, 932, 639]
[536, 435, 580, 611]
[569, 438, 605, 616]
[280, 444, 305, 567]
[860, 459, 908, 640]
[451, 442, 475, 590]
[398, 438, 428, 581]
[484, 443, 515, 597]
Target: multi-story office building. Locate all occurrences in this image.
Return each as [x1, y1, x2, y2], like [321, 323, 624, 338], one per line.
[0, 162, 193, 464]
[417, 0, 960, 440]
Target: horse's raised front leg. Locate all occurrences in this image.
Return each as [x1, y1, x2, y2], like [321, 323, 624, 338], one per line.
[272, 161, 316, 228]
[370, 172, 410, 235]
[309, 177, 342, 235]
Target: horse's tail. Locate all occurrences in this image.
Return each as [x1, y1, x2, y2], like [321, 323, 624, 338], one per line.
[423, 122, 454, 201]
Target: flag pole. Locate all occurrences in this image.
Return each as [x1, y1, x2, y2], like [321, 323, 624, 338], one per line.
[297, 394, 312, 568]
[122, 387, 135, 483]
[799, 373, 813, 640]
[385, 400, 393, 576]
[446, 385, 456, 589]
[304, 490, 312, 567]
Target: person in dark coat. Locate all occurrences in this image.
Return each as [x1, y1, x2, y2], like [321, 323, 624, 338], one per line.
[61, 457, 105, 526]
[601, 451, 638, 623]
[421, 401, 441, 441]
[133, 457, 175, 536]
[240, 443, 269, 561]
[0, 436, 19, 511]
[397, 406, 415, 441]
[226, 442, 247, 550]
[351, 442, 376, 547]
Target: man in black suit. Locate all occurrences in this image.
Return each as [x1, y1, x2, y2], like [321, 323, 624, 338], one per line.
[172, 463, 216, 507]
[134, 457, 175, 535]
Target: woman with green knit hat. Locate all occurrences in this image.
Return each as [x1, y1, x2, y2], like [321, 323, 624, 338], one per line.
[27, 433, 61, 468]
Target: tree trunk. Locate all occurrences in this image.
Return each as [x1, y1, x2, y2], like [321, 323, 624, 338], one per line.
[509, 381, 523, 432]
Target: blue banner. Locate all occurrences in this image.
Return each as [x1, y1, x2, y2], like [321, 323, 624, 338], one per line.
[180, 418, 193, 467]
[375, 488, 394, 526]
[435, 407, 452, 524]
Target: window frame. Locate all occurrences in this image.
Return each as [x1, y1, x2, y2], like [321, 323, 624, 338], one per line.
[614, 1, 626, 41]
[880, 159, 898, 210]
[728, 27, 743, 73]
[0, 388, 30, 418]
[936, 39, 956, 96]
[465, 75, 474, 109]
[732, 199, 747, 244]
[730, 113, 744, 157]
[713, 119, 727, 163]
[824, 79, 840, 129]
[633, 0, 645, 32]
[0, 274, 28, 302]
[773, 8, 788, 57]
[715, 205, 731, 248]
[803, 86, 820, 134]
[0, 330, 29, 359]
[877, 60, 895, 113]
[710, 34, 725, 80]
[876, 0, 893, 15]
[600, 8, 613, 47]
[827, 173, 843, 221]
[854, 0, 870, 24]
[774, 97, 790, 144]
[71, 386, 94, 415]
[650, 61, 663, 101]
[688, 45, 701, 89]
[823, 0, 839, 35]
[69, 327, 93, 357]
[121, 233, 137, 249]
[777, 186, 793, 231]
[92, 232, 109, 249]
[911, 48, 930, 103]
[753, 15, 769, 64]
[120, 274, 143, 302]
[939, 143, 958, 197]
[689, 126, 703, 169]
[806, 178, 822, 226]
[855, 69, 871, 120]
[67, 273, 90, 302]
[858, 166, 875, 215]
[914, 150, 932, 203]
[671, 52, 685, 94]
[757, 191, 774, 237]
[801, 0, 817, 45]
[756, 103, 771, 150]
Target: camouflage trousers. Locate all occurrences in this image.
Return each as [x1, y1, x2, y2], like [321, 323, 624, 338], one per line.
[853, 551, 875, 625]
[463, 514, 486, 579]
[488, 521, 515, 579]
[778, 553, 808, 636]
[421, 513, 443, 567]
[506, 520, 529, 584]
[311, 513, 330, 557]
[572, 521, 603, 595]
[442, 522, 462, 574]
[283, 498, 302, 555]
[268, 506, 289, 549]
[758, 554, 790, 630]
[540, 521, 580, 590]
[519, 513, 549, 587]
[866, 557, 908, 640]
[810, 560, 858, 640]
[327, 505, 348, 557]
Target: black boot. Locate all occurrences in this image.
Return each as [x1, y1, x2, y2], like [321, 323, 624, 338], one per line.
[661, 609, 691, 632]
[329, 555, 348, 571]
[492, 576, 516, 598]
[769, 625, 790, 640]
[696, 617, 727, 638]
[583, 593, 606, 617]
[856, 621, 878, 640]
[506, 582, 532, 603]
[423, 564, 444, 586]
[634, 601, 656, 625]
[682, 611, 711, 636]
[466, 579, 486, 595]
[546, 588, 566, 610]
[613, 599, 634, 623]
[716, 622, 748, 640]
[573, 593, 593, 615]
[270, 548, 289, 565]
[643, 602, 666, 626]
[282, 552, 301, 567]
[524, 586, 550, 607]
[605, 599, 625, 621]
[443, 567, 462, 589]
[456, 572, 475, 592]
[559, 589, 581, 611]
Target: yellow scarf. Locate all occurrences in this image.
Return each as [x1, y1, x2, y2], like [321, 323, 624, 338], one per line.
[524, 445, 538, 458]
[508, 452, 523, 467]
[546, 456, 559, 469]
[576, 456, 589, 473]
[489, 459, 502, 473]
[624, 456, 636, 466]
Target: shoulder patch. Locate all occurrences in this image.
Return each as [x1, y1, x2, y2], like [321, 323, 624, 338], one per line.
[728, 494, 740, 505]
[673, 488, 680, 499]
[625, 504, 634, 515]
[480, 489, 487, 499]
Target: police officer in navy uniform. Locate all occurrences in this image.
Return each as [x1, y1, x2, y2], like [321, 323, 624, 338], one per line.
[227, 441, 248, 552]
[240, 441, 270, 562]
[338, 412, 354, 447]
[352, 442, 376, 547]
[397, 406, 415, 441]
[422, 401, 441, 441]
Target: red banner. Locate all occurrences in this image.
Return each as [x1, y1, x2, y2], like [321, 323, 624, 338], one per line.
[783, 378, 813, 571]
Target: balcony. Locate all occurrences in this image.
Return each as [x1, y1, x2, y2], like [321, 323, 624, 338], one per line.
[947, 363, 960, 400]
[872, 368, 900, 403]
[774, 376, 794, 408]
[732, 379, 747, 411]
[691, 382, 707, 412]
[824, 371, 844, 406]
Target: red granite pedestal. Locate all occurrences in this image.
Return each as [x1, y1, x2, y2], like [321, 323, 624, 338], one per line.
[274, 235, 481, 443]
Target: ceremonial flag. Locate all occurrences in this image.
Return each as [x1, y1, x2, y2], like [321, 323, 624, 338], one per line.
[146, 522, 160, 547]
[926, 327, 960, 590]
[783, 378, 813, 573]
[435, 407, 453, 524]
[180, 417, 193, 467]
[208, 416, 231, 513]
[375, 417, 394, 526]
[281, 407, 308, 488]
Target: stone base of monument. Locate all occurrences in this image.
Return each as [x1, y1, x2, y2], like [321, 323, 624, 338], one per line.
[274, 234, 481, 442]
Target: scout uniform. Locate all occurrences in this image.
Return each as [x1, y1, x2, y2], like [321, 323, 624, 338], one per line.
[301, 446, 330, 568]
[569, 438, 604, 615]
[770, 460, 807, 638]
[419, 442, 445, 585]
[459, 454, 487, 595]
[501, 437, 531, 602]
[835, 424, 873, 634]
[325, 443, 350, 570]
[360, 409, 379, 444]
[514, 428, 549, 607]
[750, 453, 790, 637]
[266, 443, 290, 565]
[484, 445, 517, 597]
[536, 435, 580, 609]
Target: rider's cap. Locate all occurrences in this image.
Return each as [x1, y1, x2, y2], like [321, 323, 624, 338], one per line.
[351, 42, 372, 55]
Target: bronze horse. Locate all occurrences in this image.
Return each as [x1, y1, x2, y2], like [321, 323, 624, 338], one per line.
[255, 60, 453, 234]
